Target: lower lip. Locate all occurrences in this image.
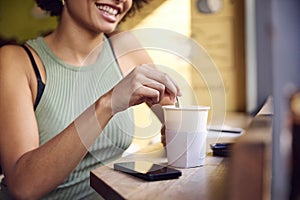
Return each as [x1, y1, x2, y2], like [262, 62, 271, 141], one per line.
[98, 9, 118, 23]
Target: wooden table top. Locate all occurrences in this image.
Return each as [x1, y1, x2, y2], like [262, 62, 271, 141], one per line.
[90, 112, 252, 200]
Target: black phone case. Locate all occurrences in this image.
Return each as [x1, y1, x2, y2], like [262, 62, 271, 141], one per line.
[114, 162, 182, 181]
[210, 142, 234, 157]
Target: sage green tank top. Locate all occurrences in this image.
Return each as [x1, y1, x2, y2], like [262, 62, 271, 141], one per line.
[26, 36, 134, 199]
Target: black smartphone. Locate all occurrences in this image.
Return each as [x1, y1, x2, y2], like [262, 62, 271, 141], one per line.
[210, 142, 234, 157]
[113, 161, 182, 181]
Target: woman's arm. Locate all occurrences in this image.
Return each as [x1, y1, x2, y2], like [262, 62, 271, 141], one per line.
[0, 45, 114, 199]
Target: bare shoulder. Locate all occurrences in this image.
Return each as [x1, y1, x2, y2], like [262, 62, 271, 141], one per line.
[0, 45, 33, 100]
[108, 30, 154, 75]
[0, 44, 36, 126]
[0, 45, 30, 77]
[0, 44, 26, 58]
[107, 30, 146, 52]
[0, 44, 28, 68]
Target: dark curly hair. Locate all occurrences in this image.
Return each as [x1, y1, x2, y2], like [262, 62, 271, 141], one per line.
[36, 0, 149, 19]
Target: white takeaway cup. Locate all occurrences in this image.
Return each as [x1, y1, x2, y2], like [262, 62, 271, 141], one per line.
[162, 105, 210, 168]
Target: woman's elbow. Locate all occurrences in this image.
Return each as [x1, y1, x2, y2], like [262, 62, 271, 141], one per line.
[6, 179, 43, 200]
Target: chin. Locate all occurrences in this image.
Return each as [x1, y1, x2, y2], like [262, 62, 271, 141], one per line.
[103, 29, 115, 34]
[100, 25, 118, 34]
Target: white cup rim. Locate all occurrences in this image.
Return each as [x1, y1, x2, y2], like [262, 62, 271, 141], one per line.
[162, 105, 210, 111]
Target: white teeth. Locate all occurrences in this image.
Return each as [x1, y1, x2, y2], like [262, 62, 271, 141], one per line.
[97, 5, 118, 16]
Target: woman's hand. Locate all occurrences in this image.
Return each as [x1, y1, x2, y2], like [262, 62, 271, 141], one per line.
[109, 64, 181, 115]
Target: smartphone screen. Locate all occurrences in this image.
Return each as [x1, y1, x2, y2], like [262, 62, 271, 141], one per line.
[114, 161, 182, 181]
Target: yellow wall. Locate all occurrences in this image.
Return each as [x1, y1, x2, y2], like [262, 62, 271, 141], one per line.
[190, 0, 246, 111]
[0, 0, 57, 43]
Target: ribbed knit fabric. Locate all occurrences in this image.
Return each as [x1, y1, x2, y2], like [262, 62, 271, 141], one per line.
[24, 36, 134, 199]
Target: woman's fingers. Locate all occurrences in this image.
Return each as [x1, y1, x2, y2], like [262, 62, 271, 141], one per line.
[111, 64, 182, 114]
[142, 78, 166, 103]
[139, 65, 181, 100]
[133, 86, 160, 105]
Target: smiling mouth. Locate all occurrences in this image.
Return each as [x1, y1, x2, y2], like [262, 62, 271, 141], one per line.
[96, 4, 120, 16]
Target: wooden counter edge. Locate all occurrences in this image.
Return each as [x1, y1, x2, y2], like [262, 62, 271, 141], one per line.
[228, 97, 273, 200]
[90, 169, 125, 200]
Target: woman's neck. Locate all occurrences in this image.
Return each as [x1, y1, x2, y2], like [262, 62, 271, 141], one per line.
[44, 22, 105, 66]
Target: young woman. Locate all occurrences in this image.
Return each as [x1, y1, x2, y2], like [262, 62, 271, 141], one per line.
[0, 0, 181, 199]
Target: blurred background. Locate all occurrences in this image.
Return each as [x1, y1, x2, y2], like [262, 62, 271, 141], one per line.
[1, 0, 299, 199]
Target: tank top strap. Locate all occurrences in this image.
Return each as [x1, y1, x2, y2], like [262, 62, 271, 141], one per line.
[21, 44, 45, 110]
